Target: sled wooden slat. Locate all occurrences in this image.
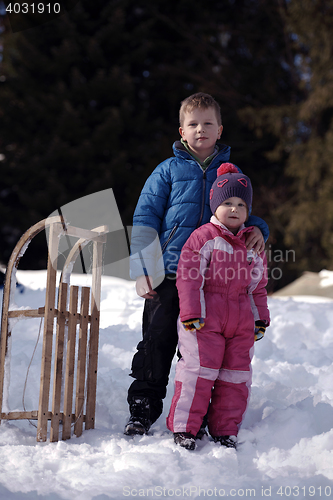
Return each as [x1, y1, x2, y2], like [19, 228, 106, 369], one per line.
[8, 309, 44, 318]
[61, 225, 107, 242]
[62, 286, 79, 440]
[50, 282, 68, 443]
[2, 411, 39, 420]
[85, 240, 103, 430]
[74, 286, 90, 437]
[1, 411, 86, 422]
[7, 308, 91, 322]
[37, 222, 62, 443]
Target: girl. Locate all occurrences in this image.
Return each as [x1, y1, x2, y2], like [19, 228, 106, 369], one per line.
[166, 163, 270, 450]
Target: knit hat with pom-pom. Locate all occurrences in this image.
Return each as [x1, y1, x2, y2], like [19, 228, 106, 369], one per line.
[209, 163, 253, 215]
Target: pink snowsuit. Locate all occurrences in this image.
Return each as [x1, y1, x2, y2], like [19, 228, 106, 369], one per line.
[166, 216, 270, 438]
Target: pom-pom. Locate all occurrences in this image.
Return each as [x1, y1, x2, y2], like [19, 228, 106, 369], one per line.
[217, 163, 239, 176]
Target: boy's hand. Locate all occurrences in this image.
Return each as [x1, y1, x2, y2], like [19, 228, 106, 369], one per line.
[245, 226, 265, 254]
[135, 275, 157, 299]
[182, 319, 205, 332]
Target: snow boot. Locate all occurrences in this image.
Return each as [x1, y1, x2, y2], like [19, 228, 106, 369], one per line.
[124, 397, 152, 436]
[196, 413, 208, 440]
[196, 425, 208, 440]
[213, 435, 237, 449]
[174, 432, 196, 451]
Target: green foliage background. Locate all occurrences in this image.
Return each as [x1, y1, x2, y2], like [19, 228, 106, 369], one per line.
[1, 0, 332, 292]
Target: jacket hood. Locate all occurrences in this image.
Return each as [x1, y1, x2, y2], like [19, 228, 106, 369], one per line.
[172, 141, 231, 167]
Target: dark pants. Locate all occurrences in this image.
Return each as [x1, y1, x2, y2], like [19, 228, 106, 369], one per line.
[127, 276, 179, 423]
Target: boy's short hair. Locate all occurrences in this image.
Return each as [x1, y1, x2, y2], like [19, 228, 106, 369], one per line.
[179, 92, 222, 127]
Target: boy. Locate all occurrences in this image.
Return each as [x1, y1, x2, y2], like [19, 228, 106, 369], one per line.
[125, 93, 268, 436]
[166, 163, 270, 450]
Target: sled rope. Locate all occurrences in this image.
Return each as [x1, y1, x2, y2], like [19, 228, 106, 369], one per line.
[22, 317, 44, 428]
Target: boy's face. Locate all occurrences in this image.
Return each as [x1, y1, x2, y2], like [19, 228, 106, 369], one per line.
[215, 197, 247, 234]
[179, 107, 223, 162]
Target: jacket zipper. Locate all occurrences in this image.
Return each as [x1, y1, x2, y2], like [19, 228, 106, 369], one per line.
[161, 224, 178, 253]
[196, 170, 206, 228]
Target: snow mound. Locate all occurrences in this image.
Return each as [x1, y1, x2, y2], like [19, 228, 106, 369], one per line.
[0, 270, 332, 499]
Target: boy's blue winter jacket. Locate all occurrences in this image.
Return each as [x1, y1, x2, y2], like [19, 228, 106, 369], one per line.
[130, 141, 269, 279]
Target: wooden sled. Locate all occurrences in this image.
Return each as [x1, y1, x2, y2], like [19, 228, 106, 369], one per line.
[0, 216, 108, 442]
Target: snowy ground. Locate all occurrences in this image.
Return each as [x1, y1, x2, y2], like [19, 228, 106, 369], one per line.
[0, 270, 333, 500]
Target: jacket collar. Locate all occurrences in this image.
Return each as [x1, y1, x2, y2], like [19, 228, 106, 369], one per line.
[179, 139, 219, 169]
[210, 215, 253, 238]
[172, 141, 231, 169]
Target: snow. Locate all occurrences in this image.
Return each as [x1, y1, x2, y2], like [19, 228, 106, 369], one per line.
[1, 270, 333, 500]
[319, 270, 333, 289]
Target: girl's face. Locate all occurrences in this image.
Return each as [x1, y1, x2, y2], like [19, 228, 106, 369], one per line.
[215, 197, 248, 234]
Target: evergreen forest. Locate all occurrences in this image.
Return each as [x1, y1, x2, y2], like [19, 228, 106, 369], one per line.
[1, 0, 333, 293]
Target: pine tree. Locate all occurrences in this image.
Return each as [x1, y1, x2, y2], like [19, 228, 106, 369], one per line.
[241, 0, 333, 276]
[0, 0, 297, 284]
